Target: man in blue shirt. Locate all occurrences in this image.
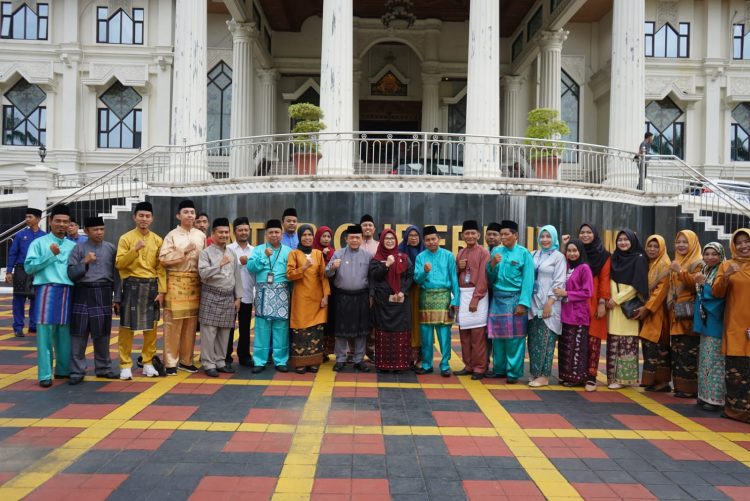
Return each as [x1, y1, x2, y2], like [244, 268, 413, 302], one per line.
[5, 207, 46, 337]
[66, 217, 88, 244]
[281, 208, 299, 248]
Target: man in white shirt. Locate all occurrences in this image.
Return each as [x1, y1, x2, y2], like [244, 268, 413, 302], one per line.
[360, 214, 379, 256]
[226, 217, 256, 367]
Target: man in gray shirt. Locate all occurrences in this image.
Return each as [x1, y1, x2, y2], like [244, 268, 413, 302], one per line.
[67, 216, 121, 384]
[198, 218, 244, 377]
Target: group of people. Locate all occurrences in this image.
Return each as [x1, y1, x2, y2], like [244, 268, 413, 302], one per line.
[4, 203, 750, 423]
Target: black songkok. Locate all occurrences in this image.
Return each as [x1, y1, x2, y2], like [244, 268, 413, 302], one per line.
[486, 222, 502, 233]
[347, 224, 363, 235]
[84, 216, 105, 228]
[177, 199, 195, 211]
[462, 220, 480, 232]
[282, 208, 298, 219]
[25, 207, 42, 218]
[360, 214, 374, 224]
[266, 219, 282, 230]
[212, 217, 230, 229]
[233, 216, 249, 227]
[49, 205, 70, 217]
[499, 220, 519, 232]
[134, 201, 153, 214]
[423, 225, 438, 237]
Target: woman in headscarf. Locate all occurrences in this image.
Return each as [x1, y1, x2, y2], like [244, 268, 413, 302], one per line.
[578, 223, 612, 392]
[528, 225, 567, 387]
[668, 230, 702, 398]
[713, 229, 750, 422]
[554, 239, 593, 386]
[636, 235, 672, 392]
[399, 225, 424, 367]
[606, 229, 649, 389]
[286, 225, 330, 374]
[693, 242, 727, 411]
[369, 229, 414, 372]
[314, 226, 336, 359]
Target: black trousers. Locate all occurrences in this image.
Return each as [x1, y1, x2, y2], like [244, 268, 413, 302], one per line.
[226, 302, 253, 364]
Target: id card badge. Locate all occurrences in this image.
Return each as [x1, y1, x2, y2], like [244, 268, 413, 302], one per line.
[266, 273, 274, 283]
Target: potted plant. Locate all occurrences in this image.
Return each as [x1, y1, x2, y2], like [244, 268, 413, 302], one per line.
[524, 108, 570, 180]
[288, 102, 326, 175]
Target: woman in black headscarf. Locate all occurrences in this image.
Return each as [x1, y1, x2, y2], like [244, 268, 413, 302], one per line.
[605, 229, 649, 390]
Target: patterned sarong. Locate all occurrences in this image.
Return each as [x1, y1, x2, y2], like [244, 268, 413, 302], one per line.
[164, 271, 201, 319]
[419, 288, 451, 325]
[71, 283, 113, 338]
[671, 334, 699, 394]
[559, 324, 589, 384]
[254, 282, 290, 321]
[606, 334, 639, 385]
[333, 288, 370, 338]
[698, 336, 725, 406]
[726, 356, 750, 422]
[33, 284, 71, 325]
[487, 292, 527, 339]
[199, 284, 236, 328]
[120, 277, 159, 331]
[290, 324, 325, 368]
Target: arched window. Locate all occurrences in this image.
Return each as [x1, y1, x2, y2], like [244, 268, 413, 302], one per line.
[561, 70, 579, 162]
[645, 22, 689, 58]
[2, 79, 46, 146]
[97, 81, 142, 149]
[645, 97, 684, 159]
[97, 6, 143, 45]
[207, 62, 232, 153]
[1, 2, 48, 40]
[731, 103, 750, 161]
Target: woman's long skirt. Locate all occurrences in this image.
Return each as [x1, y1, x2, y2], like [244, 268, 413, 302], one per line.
[528, 318, 557, 379]
[559, 324, 589, 385]
[374, 330, 412, 371]
[641, 333, 671, 388]
[606, 334, 639, 385]
[671, 334, 699, 394]
[290, 324, 325, 368]
[698, 336, 725, 406]
[725, 356, 750, 423]
[587, 337, 602, 384]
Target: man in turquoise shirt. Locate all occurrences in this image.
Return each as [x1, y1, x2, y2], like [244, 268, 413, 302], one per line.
[413, 226, 460, 376]
[486, 220, 534, 383]
[247, 219, 292, 372]
[24, 205, 76, 387]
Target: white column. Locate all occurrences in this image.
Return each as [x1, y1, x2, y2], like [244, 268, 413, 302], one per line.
[53, 0, 80, 174]
[353, 70, 361, 131]
[703, 2, 723, 171]
[257, 69, 280, 136]
[421, 73, 441, 132]
[227, 20, 256, 178]
[464, 0, 500, 177]
[501, 76, 524, 138]
[538, 30, 568, 114]
[607, 0, 645, 188]
[318, 0, 353, 175]
[171, 0, 210, 180]
[24, 163, 57, 224]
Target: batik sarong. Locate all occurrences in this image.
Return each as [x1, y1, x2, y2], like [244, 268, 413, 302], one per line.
[698, 336, 725, 406]
[164, 271, 200, 319]
[419, 288, 451, 325]
[34, 284, 71, 325]
[606, 334, 639, 385]
[120, 277, 159, 331]
[290, 324, 325, 368]
[487, 292, 527, 339]
[671, 334, 699, 394]
[559, 324, 589, 385]
[199, 284, 237, 328]
[71, 283, 112, 338]
[587, 336, 602, 382]
[254, 282, 290, 321]
[374, 330, 412, 371]
[641, 334, 671, 388]
[725, 356, 750, 423]
[528, 317, 557, 378]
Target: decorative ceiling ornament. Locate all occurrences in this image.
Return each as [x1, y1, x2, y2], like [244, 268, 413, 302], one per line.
[656, 0, 679, 29]
[107, 0, 133, 12]
[10, 0, 37, 11]
[381, 0, 416, 30]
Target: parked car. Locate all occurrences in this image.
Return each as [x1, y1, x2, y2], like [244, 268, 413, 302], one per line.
[684, 179, 750, 204]
[390, 159, 464, 176]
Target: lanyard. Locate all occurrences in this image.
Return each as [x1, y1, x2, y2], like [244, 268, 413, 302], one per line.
[266, 244, 282, 271]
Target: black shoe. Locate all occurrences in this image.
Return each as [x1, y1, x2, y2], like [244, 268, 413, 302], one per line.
[354, 362, 370, 373]
[205, 368, 219, 377]
[441, 370, 451, 377]
[701, 403, 721, 412]
[414, 367, 433, 375]
[333, 363, 345, 372]
[645, 384, 672, 393]
[166, 367, 177, 376]
[39, 379, 52, 388]
[490, 373, 507, 379]
[471, 373, 485, 381]
[136, 356, 143, 368]
[308, 366, 319, 373]
[28, 328, 36, 333]
[275, 365, 289, 373]
[561, 381, 579, 387]
[96, 372, 119, 379]
[224, 359, 233, 367]
[251, 366, 265, 374]
[14, 330, 24, 338]
[68, 376, 83, 385]
[453, 369, 472, 376]
[239, 359, 254, 368]
[506, 378, 518, 384]
[54, 374, 70, 379]
[178, 363, 199, 373]
[674, 391, 696, 399]
[295, 367, 307, 374]
[217, 365, 235, 374]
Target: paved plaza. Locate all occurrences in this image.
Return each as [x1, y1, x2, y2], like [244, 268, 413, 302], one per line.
[0, 295, 749, 500]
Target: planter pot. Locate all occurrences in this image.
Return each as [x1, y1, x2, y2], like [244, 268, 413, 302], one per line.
[532, 156, 561, 180]
[293, 152, 320, 175]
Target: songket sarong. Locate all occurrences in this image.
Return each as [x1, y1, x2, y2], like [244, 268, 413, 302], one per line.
[698, 336, 725, 406]
[559, 324, 589, 384]
[587, 337, 603, 381]
[487, 292, 527, 339]
[333, 288, 370, 338]
[641, 333, 671, 388]
[725, 356, 750, 423]
[290, 324, 325, 368]
[120, 277, 159, 331]
[606, 335, 639, 385]
[374, 330, 412, 370]
[419, 288, 451, 325]
[71, 283, 113, 338]
[164, 271, 201, 319]
[34, 284, 72, 325]
[199, 284, 236, 329]
[528, 318, 557, 378]
[457, 287, 488, 329]
[671, 334, 699, 394]
[254, 282, 290, 321]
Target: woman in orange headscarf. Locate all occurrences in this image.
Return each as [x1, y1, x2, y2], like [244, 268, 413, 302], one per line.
[636, 235, 672, 392]
[712, 229, 750, 422]
[668, 230, 702, 398]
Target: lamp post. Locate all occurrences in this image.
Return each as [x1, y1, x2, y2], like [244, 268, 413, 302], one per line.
[38, 144, 47, 163]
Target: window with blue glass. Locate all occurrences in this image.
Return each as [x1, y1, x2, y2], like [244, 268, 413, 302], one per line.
[96, 6, 143, 44]
[97, 82, 142, 149]
[731, 103, 750, 161]
[644, 97, 684, 159]
[207, 62, 232, 155]
[560, 70, 579, 162]
[645, 21, 689, 58]
[2, 79, 46, 146]
[733, 24, 750, 59]
[1, 2, 48, 40]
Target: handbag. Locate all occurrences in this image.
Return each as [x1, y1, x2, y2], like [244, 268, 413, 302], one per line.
[673, 299, 694, 320]
[616, 283, 644, 319]
[12, 264, 34, 297]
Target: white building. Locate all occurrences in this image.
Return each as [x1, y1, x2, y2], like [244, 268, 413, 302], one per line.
[1, 0, 750, 180]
